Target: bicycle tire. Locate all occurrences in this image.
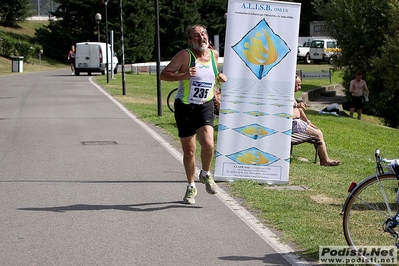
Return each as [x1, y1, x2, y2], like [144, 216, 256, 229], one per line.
[343, 173, 399, 262]
[167, 88, 178, 112]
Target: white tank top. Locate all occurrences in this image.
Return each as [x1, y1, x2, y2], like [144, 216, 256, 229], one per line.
[177, 49, 218, 104]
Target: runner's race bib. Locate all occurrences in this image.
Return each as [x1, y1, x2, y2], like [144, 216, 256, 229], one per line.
[188, 81, 213, 104]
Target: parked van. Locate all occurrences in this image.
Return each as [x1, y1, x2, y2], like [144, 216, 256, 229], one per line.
[309, 38, 340, 64]
[74, 42, 118, 76]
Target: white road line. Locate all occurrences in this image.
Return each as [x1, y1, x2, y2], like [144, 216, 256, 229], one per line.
[90, 77, 314, 266]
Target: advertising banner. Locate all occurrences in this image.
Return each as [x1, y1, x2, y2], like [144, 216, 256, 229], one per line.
[215, 0, 301, 184]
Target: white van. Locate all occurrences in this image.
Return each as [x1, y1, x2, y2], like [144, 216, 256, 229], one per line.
[74, 42, 118, 76]
[309, 38, 341, 64]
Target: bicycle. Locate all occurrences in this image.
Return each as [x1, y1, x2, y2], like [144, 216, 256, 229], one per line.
[166, 87, 220, 116]
[166, 87, 178, 112]
[342, 149, 399, 264]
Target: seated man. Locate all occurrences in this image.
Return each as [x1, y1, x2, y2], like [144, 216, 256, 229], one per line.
[293, 77, 340, 166]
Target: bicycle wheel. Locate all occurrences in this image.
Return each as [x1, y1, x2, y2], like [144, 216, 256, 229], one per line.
[167, 88, 178, 112]
[343, 174, 399, 260]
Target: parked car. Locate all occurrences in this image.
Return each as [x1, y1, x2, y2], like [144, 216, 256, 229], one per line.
[309, 39, 341, 64]
[74, 42, 118, 76]
[297, 41, 312, 64]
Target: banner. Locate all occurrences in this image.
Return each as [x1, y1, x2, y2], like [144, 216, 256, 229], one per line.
[215, 0, 301, 184]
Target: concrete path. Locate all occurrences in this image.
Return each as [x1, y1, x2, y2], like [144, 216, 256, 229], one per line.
[0, 69, 316, 266]
[300, 84, 348, 113]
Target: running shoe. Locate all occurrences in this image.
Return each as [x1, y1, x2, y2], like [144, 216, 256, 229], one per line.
[199, 171, 218, 194]
[183, 185, 197, 204]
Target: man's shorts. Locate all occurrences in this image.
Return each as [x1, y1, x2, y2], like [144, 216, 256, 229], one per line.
[349, 96, 364, 109]
[292, 119, 307, 133]
[174, 99, 214, 138]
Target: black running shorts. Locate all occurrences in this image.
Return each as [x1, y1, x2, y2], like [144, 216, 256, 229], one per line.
[174, 99, 214, 138]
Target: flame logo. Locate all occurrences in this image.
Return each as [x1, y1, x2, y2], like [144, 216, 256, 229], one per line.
[243, 29, 278, 66]
[244, 111, 268, 117]
[241, 126, 269, 136]
[236, 150, 270, 165]
[233, 123, 276, 140]
[227, 147, 279, 166]
[232, 19, 290, 79]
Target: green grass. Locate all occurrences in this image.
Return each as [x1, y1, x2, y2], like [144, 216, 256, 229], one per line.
[0, 20, 67, 75]
[0, 20, 48, 41]
[95, 72, 399, 261]
[0, 55, 67, 75]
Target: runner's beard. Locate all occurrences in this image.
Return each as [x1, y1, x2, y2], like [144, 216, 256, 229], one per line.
[192, 41, 208, 52]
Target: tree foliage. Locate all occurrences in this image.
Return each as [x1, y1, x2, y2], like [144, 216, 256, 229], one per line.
[314, 0, 399, 128]
[33, 0, 228, 63]
[30, 0, 318, 64]
[33, 0, 155, 63]
[0, 0, 34, 27]
[0, 35, 42, 61]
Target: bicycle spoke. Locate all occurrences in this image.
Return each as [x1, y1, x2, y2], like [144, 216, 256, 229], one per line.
[343, 174, 399, 261]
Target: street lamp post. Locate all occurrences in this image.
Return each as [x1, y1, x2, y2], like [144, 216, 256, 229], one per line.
[155, 0, 162, 116]
[95, 13, 102, 42]
[103, 0, 110, 84]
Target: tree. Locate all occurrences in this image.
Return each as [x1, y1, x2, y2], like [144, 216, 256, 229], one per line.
[33, 0, 229, 63]
[112, 0, 154, 63]
[314, 0, 399, 128]
[33, 0, 155, 63]
[158, 0, 202, 60]
[197, 0, 228, 54]
[0, 0, 34, 27]
[296, 0, 323, 36]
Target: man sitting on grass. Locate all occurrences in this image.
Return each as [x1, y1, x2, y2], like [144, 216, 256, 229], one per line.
[293, 76, 341, 167]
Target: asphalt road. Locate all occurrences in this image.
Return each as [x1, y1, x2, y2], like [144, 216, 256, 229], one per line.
[0, 69, 316, 266]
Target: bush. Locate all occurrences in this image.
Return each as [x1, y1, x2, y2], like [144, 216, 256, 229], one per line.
[0, 35, 42, 62]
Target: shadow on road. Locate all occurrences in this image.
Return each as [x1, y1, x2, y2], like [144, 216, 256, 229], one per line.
[18, 201, 202, 212]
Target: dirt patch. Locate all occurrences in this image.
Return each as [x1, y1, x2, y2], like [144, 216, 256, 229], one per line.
[310, 194, 335, 204]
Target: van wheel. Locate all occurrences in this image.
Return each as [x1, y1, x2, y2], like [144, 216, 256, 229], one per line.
[88, 72, 92, 76]
[305, 53, 311, 64]
[114, 64, 118, 74]
[75, 71, 80, 76]
[101, 70, 105, 75]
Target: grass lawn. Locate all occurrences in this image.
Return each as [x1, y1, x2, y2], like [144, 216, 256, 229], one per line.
[0, 55, 67, 75]
[0, 20, 48, 41]
[94, 71, 399, 262]
[0, 20, 67, 75]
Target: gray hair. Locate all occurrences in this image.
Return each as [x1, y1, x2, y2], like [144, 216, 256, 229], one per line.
[185, 24, 207, 39]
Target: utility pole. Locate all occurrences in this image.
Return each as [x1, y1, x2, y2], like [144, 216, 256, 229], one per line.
[155, 0, 162, 116]
[119, 0, 126, 95]
[103, 0, 110, 84]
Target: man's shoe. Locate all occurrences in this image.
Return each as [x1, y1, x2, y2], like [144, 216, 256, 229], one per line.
[199, 171, 218, 194]
[183, 185, 197, 204]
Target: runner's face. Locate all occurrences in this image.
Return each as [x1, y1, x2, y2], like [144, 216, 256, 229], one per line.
[190, 26, 209, 52]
